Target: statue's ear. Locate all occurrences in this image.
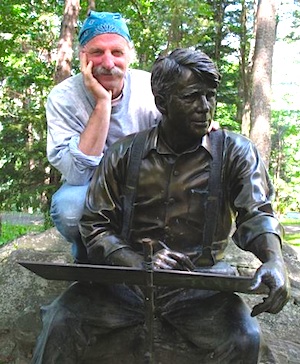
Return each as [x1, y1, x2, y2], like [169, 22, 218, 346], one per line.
[154, 95, 167, 115]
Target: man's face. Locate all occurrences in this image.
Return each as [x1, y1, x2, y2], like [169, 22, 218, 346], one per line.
[83, 33, 131, 93]
[163, 68, 217, 144]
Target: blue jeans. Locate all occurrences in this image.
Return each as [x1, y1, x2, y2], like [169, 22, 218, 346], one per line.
[50, 183, 90, 262]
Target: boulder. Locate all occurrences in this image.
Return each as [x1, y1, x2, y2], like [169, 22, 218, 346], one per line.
[0, 229, 72, 363]
[0, 228, 299, 363]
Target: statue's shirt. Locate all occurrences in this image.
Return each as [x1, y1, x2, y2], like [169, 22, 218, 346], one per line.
[81, 126, 282, 265]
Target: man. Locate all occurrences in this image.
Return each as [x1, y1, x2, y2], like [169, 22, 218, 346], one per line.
[47, 11, 161, 262]
[33, 48, 289, 363]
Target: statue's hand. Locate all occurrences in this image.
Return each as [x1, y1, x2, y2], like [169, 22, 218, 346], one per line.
[152, 249, 195, 271]
[250, 259, 290, 317]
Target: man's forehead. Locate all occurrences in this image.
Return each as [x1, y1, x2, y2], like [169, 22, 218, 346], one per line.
[84, 33, 129, 49]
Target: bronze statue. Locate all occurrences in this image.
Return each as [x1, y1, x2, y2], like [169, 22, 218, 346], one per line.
[32, 48, 290, 363]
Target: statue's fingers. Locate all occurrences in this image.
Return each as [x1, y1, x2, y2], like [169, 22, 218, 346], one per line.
[249, 271, 263, 291]
[153, 255, 177, 270]
[251, 297, 269, 317]
[266, 288, 290, 314]
[181, 256, 195, 271]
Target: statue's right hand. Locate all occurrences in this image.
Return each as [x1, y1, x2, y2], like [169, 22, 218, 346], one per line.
[80, 51, 112, 102]
[152, 249, 195, 271]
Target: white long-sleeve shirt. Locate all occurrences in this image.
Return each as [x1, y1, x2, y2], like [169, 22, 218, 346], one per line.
[46, 69, 161, 185]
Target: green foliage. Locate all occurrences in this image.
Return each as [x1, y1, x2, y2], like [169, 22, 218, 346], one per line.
[215, 60, 241, 131]
[0, 0, 299, 216]
[281, 218, 300, 226]
[269, 110, 300, 214]
[283, 232, 300, 247]
[0, 0, 63, 213]
[0, 222, 45, 246]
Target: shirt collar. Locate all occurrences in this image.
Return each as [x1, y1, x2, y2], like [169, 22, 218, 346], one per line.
[144, 123, 213, 157]
[111, 91, 123, 106]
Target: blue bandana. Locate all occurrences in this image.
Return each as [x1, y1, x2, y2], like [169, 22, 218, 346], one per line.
[78, 11, 132, 46]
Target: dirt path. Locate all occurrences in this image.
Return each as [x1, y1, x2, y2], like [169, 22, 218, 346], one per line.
[0, 212, 44, 226]
[284, 224, 300, 234]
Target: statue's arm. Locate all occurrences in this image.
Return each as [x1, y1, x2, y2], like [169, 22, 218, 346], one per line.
[79, 141, 143, 268]
[246, 233, 290, 316]
[225, 133, 290, 315]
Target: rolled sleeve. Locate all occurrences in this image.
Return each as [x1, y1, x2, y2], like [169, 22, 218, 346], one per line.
[224, 131, 283, 250]
[48, 135, 102, 185]
[69, 135, 103, 168]
[46, 75, 101, 185]
[232, 213, 283, 250]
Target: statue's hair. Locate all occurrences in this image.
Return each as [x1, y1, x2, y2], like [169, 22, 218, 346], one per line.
[151, 48, 221, 99]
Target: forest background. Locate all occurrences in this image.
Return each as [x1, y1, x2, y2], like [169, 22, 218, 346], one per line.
[0, 0, 299, 229]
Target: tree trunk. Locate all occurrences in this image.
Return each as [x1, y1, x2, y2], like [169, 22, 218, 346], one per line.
[249, 0, 277, 168]
[87, 0, 95, 14]
[54, 0, 80, 84]
[239, 0, 254, 137]
[213, 0, 227, 63]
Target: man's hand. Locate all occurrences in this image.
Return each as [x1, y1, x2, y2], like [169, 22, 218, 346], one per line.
[246, 233, 290, 317]
[152, 248, 195, 271]
[78, 51, 112, 156]
[80, 51, 112, 102]
[208, 120, 220, 132]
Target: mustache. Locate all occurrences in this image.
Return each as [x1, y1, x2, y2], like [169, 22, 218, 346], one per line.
[92, 66, 124, 77]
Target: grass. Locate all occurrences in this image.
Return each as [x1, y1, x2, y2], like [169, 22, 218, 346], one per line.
[0, 222, 45, 247]
[284, 233, 300, 246]
[280, 218, 300, 226]
[0, 219, 299, 248]
[280, 218, 300, 247]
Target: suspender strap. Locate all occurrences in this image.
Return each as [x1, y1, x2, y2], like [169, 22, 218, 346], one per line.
[202, 129, 225, 256]
[121, 129, 150, 241]
[121, 128, 225, 254]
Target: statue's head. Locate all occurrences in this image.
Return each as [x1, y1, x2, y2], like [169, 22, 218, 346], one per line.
[151, 48, 221, 106]
[151, 48, 221, 148]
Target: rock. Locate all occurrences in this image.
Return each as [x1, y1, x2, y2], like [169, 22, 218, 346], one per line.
[0, 229, 299, 363]
[226, 241, 300, 364]
[0, 229, 72, 363]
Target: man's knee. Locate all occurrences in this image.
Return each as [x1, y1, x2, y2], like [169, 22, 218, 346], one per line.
[50, 183, 89, 248]
[51, 183, 89, 222]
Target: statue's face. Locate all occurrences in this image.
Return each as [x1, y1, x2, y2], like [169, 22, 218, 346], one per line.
[163, 68, 217, 146]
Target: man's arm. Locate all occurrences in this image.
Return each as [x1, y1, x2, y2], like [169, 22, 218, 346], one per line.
[246, 233, 290, 316]
[46, 53, 113, 185]
[78, 52, 112, 156]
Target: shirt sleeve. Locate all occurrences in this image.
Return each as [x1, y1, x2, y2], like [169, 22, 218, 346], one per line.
[79, 139, 133, 264]
[46, 83, 102, 185]
[226, 133, 283, 250]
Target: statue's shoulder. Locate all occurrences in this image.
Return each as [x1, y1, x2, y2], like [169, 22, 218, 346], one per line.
[223, 129, 254, 151]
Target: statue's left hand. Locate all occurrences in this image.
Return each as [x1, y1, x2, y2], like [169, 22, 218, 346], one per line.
[250, 259, 290, 317]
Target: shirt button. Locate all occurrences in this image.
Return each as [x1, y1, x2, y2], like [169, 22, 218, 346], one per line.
[173, 170, 179, 176]
[169, 197, 175, 204]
